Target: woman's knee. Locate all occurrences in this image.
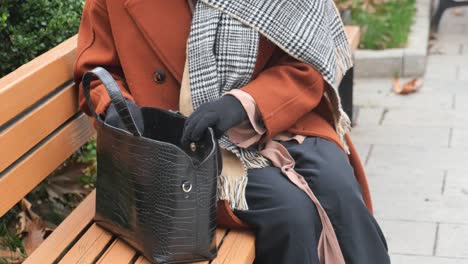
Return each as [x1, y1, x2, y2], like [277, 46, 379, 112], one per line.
[243, 169, 321, 233]
[268, 194, 322, 239]
[311, 160, 367, 213]
[292, 138, 364, 205]
[249, 199, 322, 264]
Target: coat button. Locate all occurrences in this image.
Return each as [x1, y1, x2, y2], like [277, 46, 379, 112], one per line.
[153, 70, 166, 84]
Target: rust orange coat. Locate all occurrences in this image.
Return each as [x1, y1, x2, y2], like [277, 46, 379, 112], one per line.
[74, 0, 372, 228]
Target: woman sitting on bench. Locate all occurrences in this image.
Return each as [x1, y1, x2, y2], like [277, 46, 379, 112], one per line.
[74, 0, 391, 263]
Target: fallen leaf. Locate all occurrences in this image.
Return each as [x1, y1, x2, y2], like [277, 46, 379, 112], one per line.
[15, 199, 53, 255]
[44, 166, 89, 203]
[20, 199, 32, 211]
[16, 199, 34, 235]
[393, 78, 423, 95]
[454, 8, 464, 16]
[21, 218, 52, 256]
[16, 211, 27, 235]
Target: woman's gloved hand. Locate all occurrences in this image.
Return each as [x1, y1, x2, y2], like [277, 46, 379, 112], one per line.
[181, 95, 247, 145]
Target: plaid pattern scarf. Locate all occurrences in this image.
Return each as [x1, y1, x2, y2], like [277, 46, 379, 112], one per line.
[187, 0, 353, 210]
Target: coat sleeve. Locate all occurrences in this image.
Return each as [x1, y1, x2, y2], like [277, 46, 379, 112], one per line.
[73, 0, 134, 116]
[240, 48, 325, 142]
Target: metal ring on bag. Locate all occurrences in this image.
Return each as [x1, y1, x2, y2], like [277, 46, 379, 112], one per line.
[182, 181, 193, 193]
[190, 142, 197, 152]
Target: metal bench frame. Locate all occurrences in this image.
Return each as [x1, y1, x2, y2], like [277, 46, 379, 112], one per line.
[432, 0, 468, 31]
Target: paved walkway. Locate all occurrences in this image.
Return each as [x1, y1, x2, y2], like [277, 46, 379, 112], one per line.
[351, 7, 468, 264]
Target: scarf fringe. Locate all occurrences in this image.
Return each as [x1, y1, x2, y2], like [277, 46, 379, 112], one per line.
[217, 143, 271, 210]
[335, 44, 354, 83]
[217, 172, 249, 210]
[333, 44, 353, 154]
[337, 108, 351, 154]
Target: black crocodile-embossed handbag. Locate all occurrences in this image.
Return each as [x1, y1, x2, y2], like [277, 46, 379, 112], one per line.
[81, 67, 220, 263]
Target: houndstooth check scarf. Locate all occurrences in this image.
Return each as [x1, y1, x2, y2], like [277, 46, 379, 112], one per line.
[187, 0, 353, 210]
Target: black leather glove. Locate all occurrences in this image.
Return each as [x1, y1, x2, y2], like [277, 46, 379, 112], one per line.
[104, 100, 144, 133]
[181, 95, 247, 145]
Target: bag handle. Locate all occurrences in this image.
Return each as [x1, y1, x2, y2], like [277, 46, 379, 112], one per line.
[82, 67, 142, 136]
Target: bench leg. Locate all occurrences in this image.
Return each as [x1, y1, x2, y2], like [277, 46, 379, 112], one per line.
[432, 0, 468, 32]
[338, 67, 354, 125]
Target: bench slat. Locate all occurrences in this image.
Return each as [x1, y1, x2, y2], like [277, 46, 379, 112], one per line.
[59, 223, 113, 264]
[135, 256, 151, 264]
[0, 114, 94, 217]
[59, 219, 230, 264]
[134, 229, 229, 264]
[96, 240, 137, 264]
[0, 35, 77, 126]
[215, 229, 229, 247]
[24, 191, 96, 264]
[344, 26, 361, 50]
[190, 228, 229, 264]
[211, 230, 255, 264]
[0, 84, 79, 172]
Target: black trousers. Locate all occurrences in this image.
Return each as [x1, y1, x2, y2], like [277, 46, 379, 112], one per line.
[234, 137, 390, 264]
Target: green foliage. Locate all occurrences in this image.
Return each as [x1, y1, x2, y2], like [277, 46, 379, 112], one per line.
[1, 1, 88, 255]
[0, 222, 24, 254]
[0, 208, 25, 258]
[350, 0, 416, 50]
[0, 0, 84, 78]
[77, 141, 97, 188]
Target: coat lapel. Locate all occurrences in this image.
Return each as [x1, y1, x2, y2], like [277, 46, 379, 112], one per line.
[124, 0, 191, 82]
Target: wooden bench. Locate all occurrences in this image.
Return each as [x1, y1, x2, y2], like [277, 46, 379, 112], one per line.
[0, 26, 359, 264]
[0, 35, 254, 264]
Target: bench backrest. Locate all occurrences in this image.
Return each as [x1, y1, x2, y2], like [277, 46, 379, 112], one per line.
[0, 35, 94, 217]
[344, 26, 360, 50]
